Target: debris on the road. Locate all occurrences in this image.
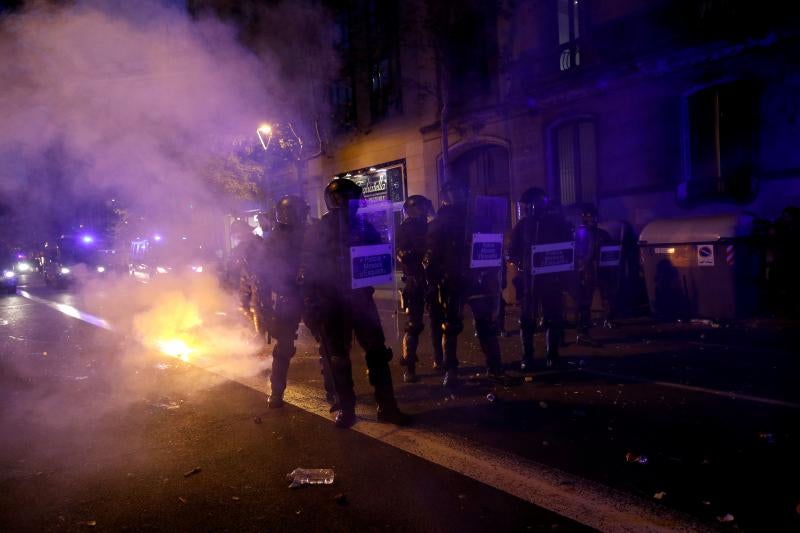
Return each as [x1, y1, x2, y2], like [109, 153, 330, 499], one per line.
[334, 493, 349, 506]
[653, 491, 667, 500]
[78, 520, 97, 527]
[231, 496, 240, 501]
[716, 513, 735, 523]
[538, 401, 548, 409]
[183, 467, 202, 478]
[287, 468, 335, 488]
[524, 376, 533, 383]
[624, 452, 649, 465]
[178, 497, 187, 504]
[253, 416, 263, 424]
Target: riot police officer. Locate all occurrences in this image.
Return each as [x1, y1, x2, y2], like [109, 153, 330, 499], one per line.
[508, 188, 573, 369]
[424, 180, 504, 388]
[263, 195, 336, 408]
[574, 203, 612, 345]
[229, 219, 269, 343]
[303, 178, 410, 428]
[396, 194, 442, 383]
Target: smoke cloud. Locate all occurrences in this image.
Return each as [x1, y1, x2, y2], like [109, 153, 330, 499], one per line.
[0, 0, 336, 242]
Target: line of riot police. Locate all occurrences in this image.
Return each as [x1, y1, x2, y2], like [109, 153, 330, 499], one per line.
[229, 177, 620, 429]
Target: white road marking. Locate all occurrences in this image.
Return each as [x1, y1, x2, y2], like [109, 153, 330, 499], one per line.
[583, 369, 800, 410]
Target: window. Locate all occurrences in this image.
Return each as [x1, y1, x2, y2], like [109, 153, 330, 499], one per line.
[681, 81, 756, 203]
[557, 0, 583, 71]
[552, 119, 597, 206]
[367, 0, 401, 121]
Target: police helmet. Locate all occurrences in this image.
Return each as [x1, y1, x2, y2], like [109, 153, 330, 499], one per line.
[517, 187, 548, 219]
[440, 180, 469, 206]
[275, 195, 309, 227]
[324, 178, 363, 210]
[402, 195, 434, 220]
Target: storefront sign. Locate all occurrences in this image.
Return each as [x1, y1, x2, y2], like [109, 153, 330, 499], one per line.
[697, 244, 715, 267]
[351, 244, 394, 289]
[599, 245, 622, 268]
[531, 241, 575, 275]
[470, 233, 503, 268]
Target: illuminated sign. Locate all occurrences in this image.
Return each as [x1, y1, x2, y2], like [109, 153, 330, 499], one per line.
[531, 241, 575, 275]
[350, 244, 394, 289]
[470, 233, 503, 268]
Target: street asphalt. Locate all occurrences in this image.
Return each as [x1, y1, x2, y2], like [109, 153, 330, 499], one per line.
[1, 274, 799, 532]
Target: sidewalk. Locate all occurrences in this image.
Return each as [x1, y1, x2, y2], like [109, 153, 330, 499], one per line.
[288, 306, 800, 531]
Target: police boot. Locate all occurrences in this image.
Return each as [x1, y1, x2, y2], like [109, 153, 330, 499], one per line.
[268, 342, 294, 408]
[431, 327, 445, 372]
[400, 334, 419, 383]
[545, 328, 561, 368]
[367, 348, 411, 426]
[442, 335, 460, 387]
[483, 340, 505, 380]
[519, 319, 535, 371]
[329, 355, 357, 428]
[319, 356, 339, 411]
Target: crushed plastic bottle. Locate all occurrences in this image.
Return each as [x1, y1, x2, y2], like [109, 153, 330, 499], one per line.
[286, 468, 335, 488]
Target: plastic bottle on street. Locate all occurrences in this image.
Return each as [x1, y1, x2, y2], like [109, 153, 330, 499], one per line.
[286, 468, 335, 488]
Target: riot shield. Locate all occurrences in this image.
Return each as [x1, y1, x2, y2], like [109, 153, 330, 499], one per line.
[467, 195, 508, 270]
[348, 199, 395, 290]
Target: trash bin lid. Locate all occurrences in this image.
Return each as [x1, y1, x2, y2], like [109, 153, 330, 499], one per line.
[639, 213, 754, 245]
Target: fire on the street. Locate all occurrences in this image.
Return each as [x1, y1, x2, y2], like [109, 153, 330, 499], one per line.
[155, 338, 194, 362]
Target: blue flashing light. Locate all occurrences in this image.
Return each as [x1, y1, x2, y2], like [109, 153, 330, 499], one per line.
[153, 234, 163, 242]
[81, 234, 95, 244]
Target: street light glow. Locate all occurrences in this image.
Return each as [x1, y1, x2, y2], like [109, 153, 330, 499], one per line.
[256, 123, 273, 150]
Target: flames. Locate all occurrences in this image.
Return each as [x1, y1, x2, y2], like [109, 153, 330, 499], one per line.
[155, 338, 194, 362]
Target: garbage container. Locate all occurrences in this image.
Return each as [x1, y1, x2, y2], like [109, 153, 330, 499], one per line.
[638, 213, 762, 320]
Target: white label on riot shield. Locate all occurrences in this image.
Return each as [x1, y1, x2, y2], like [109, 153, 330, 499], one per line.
[531, 241, 575, 275]
[470, 233, 503, 268]
[599, 245, 622, 268]
[696, 244, 715, 266]
[350, 244, 394, 289]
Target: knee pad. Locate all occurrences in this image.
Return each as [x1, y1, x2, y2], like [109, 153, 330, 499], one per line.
[365, 346, 393, 367]
[442, 321, 464, 336]
[404, 320, 424, 336]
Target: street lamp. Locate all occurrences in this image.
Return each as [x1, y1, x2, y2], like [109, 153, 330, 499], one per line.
[256, 124, 273, 151]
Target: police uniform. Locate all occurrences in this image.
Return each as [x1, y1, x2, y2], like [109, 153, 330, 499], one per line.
[574, 205, 613, 343]
[424, 183, 504, 387]
[397, 195, 442, 383]
[303, 179, 410, 428]
[509, 189, 573, 369]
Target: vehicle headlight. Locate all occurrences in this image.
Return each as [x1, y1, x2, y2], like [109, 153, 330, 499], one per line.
[60, 267, 71, 275]
[17, 262, 31, 272]
[156, 266, 169, 274]
[96, 266, 106, 273]
[3, 270, 15, 279]
[191, 265, 204, 273]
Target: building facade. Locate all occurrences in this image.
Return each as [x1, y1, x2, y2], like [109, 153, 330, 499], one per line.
[311, 0, 800, 230]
